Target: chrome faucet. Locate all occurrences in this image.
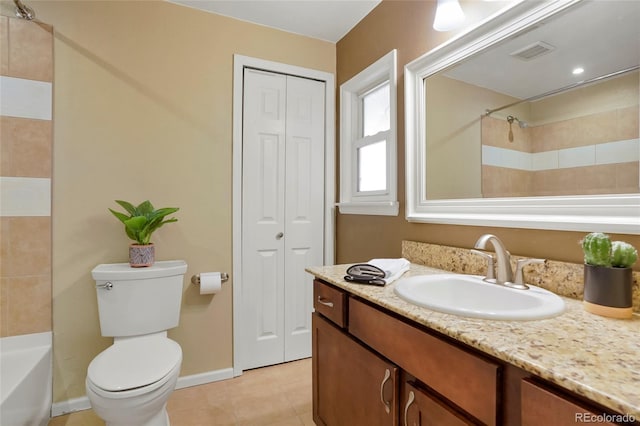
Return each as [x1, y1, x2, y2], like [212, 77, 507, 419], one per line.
[474, 234, 513, 285]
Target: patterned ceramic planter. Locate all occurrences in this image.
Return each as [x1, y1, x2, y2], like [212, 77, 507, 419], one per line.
[129, 243, 155, 268]
[583, 264, 632, 319]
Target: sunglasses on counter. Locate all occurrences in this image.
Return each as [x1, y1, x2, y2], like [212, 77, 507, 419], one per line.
[344, 264, 386, 286]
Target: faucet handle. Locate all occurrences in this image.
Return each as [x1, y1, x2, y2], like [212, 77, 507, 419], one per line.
[514, 258, 546, 287]
[470, 249, 495, 281]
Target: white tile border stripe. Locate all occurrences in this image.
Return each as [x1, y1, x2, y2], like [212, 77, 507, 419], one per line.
[0, 177, 51, 216]
[0, 76, 52, 120]
[483, 138, 639, 171]
[596, 139, 640, 165]
[558, 145, 595, 169]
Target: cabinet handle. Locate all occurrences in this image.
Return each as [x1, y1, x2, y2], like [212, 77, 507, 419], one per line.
[404, 390, 416, 426]
[317, 296, 334, 308]
[380, 368, 392, 414]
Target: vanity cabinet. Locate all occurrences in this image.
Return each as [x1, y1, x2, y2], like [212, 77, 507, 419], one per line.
[312, 278, 637, 426]
[312, 279, 493, 425]
[312, 313, 399, 426]
[349, 297, 499, 425]
[521, 380, 617, 426]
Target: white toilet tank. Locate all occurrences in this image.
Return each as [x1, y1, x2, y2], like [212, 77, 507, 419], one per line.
[91, 260, 187, 337]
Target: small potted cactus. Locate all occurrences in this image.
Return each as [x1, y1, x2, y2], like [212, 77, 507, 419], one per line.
[581, 232, 637, 319]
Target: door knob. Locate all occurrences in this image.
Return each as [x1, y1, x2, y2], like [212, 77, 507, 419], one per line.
[276, 232, 284, 240]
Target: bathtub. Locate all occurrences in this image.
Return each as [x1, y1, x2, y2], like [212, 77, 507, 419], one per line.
[0, 332, 52, 426]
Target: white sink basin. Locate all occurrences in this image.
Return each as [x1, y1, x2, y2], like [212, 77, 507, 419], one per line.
[394, 274, 565, 320]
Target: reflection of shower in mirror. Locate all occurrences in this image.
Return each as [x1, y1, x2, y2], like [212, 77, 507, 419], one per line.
[506, 115, 527, 142]
[13, 0, 36, 20]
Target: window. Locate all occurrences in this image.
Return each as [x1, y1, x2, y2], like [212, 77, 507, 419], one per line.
[338, 50, 398, 215]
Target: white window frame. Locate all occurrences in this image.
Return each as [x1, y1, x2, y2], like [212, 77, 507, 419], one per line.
[338, 49, 398, 216]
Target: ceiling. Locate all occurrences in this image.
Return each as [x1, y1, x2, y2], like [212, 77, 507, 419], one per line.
[167, 0, 382, 43]
[166, 1, 639, 100]
[444, 0, 640, 100]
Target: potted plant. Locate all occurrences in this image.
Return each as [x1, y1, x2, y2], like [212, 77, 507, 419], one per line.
[581, 232, 637, 319]
[109, 200, 179, 267]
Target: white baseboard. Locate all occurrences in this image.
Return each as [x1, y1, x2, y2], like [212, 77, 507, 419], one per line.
[51, 396, 91, 417]
[50, 367, 235, 417]
[175, 367, 234, 389]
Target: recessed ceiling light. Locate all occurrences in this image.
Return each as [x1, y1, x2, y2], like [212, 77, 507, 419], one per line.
[572, 67, 585, 75]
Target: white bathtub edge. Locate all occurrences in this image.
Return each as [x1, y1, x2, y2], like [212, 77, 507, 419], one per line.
[0, 331, 52, 352]
[0, 332, 52, 426]
[50, 367, 234, 417]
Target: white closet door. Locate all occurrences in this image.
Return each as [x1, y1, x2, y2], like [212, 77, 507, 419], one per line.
[241, 69, 325, 370]
[283, 75, 325, 361]
[242, 69, 287, 369]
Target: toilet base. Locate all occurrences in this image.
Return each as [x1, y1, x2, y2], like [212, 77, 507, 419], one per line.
[103, 403, 170, 426]
[85, 337, 182, 426]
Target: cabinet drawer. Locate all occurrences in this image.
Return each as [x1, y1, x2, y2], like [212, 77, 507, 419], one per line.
[349, 298, 499, 425]
[313, 279, 347, 328]
[403, 381, 474, 426]
[521, 380, 618, 426]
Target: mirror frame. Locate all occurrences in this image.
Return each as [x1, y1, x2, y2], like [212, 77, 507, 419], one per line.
[405, 0, 640, 234]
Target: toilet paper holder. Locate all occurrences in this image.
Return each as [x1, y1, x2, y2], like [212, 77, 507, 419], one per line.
[191, 272, 229, 286]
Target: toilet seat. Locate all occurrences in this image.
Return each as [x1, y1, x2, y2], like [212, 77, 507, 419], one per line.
[88, 337, 181, 394]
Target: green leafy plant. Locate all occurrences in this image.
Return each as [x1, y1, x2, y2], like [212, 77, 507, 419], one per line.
[109, 200, 179, 245]
[581, 232, 638, 268]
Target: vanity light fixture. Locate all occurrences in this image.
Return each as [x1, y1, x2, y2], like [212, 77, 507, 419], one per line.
[572, 67, 585, 75]
[433, 0, 465, 32]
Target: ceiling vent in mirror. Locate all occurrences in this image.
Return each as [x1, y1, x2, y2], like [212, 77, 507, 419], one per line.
[510, 41, 555, 61]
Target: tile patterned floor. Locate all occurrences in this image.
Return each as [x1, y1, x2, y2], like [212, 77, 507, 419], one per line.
[48, 358, 313, 426]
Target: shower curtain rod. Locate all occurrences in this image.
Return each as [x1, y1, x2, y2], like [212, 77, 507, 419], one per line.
[484, 65, 639, 117]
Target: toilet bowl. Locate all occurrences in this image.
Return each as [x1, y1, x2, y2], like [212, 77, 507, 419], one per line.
[86, 334, 182, 426]
[88, 261, 187, 426]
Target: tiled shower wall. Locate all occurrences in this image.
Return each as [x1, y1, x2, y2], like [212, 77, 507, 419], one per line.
[0, 16, 53, 337]
[481, 105, 640, 198]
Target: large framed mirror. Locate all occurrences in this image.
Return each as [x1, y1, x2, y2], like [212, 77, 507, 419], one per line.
[405, 0, 639, 233]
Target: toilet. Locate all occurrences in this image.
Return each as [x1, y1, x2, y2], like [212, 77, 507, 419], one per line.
[86, 260, 187, 426]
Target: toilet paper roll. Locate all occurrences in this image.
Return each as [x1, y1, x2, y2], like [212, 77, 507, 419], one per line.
[199, 272, 222, 295]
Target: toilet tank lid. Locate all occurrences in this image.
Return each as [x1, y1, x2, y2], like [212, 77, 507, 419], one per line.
[88, 337, 182, 392]
[91, 260, 187, 281]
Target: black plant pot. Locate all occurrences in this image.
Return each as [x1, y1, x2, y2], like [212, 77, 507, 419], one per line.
[583, 264, 632, 319]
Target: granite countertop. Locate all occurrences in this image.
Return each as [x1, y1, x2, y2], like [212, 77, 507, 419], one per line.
[306, 263, 640, 419]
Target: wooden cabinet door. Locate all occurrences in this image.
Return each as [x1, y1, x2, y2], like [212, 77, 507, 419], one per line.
[349, 297, 498, 425]
[521, 380, 618, 426]
[402, 382, 475, 426]
[313, 312, 399, 426]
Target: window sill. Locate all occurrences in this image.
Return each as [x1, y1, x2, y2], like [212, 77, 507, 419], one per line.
[337, 201, 399, 216]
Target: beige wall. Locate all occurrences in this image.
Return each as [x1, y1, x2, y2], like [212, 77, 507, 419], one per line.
[14, 0, 335, 403]
[0, 17, 53, 337]
[335, 0, 640, 268]
[425, 75, 523, 199]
